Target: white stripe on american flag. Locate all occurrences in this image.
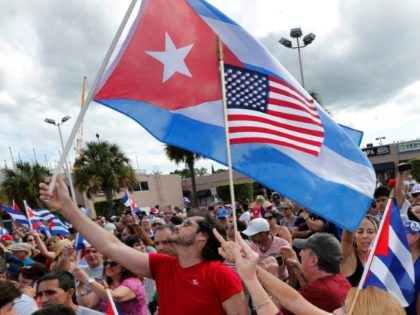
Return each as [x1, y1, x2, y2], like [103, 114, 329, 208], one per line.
[269, 90, 320, 119]
[228, 120, 323, 142]
[230, 131, 322, 152]
[228, 109, 324, 133]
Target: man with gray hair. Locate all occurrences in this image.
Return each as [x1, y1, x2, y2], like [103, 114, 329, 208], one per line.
[274, 233, 351, 314]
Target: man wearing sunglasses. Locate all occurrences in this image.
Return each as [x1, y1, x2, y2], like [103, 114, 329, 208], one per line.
[411, 184, 420, 205]
[40, 176, 247, 315]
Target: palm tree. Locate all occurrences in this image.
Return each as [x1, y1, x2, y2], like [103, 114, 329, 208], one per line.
[73, 141, 136, 214]
[1, 162, 51, 209]
[164, 145, 202, 207]
[309, 90, 332, 115]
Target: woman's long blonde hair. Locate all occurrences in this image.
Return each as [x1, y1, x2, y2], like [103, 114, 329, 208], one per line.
[346, 287, 405, 315]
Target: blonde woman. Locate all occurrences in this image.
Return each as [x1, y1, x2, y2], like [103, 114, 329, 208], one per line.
[340, 215, 378, 287]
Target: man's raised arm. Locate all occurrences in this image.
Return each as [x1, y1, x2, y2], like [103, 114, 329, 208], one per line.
[39, 175, 152, 278]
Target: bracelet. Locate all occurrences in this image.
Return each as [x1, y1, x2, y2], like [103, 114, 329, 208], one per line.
[253, 296, 272, 311]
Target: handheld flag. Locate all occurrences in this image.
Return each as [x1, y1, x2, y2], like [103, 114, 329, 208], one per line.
[104, 281, 120, 315]
[121, 190, 139, 213]
[12, 200, 21, 211]
[94, 0, 375, 230]
[1, 204, 30, 229]
[360, 198, 415, 307]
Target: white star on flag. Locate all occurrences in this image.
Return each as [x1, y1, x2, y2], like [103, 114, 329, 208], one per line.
[146, 32, 193, 83]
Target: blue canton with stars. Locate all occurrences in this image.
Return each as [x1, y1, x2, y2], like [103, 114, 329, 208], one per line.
[224, 65, 269, 113]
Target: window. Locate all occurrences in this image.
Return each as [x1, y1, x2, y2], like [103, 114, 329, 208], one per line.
[140, 181, 149, 191]
[132, 182, 141, 192]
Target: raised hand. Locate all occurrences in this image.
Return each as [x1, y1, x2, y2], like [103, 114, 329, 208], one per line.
[39, 175, 73, 212]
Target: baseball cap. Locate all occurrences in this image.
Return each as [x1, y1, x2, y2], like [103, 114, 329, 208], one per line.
[216, 208, 230, 219]
[9, 243, 36, 257]
[411, 184, 420, 196]
[242, 218, 269, 236]
[0, 234, 13, 241]
[293, 233, 342, 264]
[405, 220, 420, 234]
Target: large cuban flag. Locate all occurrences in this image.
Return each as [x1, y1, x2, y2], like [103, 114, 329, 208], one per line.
[361, 198, 415, 307]
[94, 0, 376, 231]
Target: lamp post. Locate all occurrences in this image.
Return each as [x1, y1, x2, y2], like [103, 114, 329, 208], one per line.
[376, 137, 386, 145]
[45, 116, 77, 204]
[279, 27, 316, 88]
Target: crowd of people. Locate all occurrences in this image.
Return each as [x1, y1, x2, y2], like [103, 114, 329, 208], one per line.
[0, 169, 418, 315]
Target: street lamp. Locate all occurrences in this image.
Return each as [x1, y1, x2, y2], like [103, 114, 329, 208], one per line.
[375, 137, 386, 145]
[279, 27, 316, 88]
[45, 116, 77, 204]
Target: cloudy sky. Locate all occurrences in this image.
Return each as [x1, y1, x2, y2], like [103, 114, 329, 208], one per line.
[1, 0, 419, 174]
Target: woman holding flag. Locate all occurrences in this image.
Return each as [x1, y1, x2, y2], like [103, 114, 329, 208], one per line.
[74, 258, 147, 315]
[340, 215, 378, 287]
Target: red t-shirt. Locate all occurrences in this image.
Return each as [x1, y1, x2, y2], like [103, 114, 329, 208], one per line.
[149, 253, 243, 315]
[282, 274, 351, 315]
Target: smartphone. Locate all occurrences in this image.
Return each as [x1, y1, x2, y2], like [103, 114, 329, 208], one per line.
[269, 254, 284, 267]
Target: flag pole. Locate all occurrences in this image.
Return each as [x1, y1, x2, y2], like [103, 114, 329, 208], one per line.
[23, 200, 33, 230]
[217, 37, 237, 232]
[48, 0, 139, 194]
[349, 194, 394, 313]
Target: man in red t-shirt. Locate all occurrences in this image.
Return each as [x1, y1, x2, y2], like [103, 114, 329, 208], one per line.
[281, 233, 351, 315]
[39, 176, 247, 315]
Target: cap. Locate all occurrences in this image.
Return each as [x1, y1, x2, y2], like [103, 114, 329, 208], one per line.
[405, 220, 420, 234]
[293, 233, 342, 264]
[411, 184, 420, 196]
[9, 242, 36, 257]
[0, 234, 13, 241]
[242, 218, 269, 236]
[216, 208, 230, 219]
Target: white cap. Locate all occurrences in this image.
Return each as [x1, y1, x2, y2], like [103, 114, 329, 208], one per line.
[242, 218, 269, 236]
[412, 184, 420, 196]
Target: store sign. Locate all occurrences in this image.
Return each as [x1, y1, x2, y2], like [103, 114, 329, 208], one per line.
[362, 145, 390, 157]
[399, 140, 420, 153]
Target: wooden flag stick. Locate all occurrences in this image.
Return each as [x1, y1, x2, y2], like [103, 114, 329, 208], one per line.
[217, 36, 237, 233]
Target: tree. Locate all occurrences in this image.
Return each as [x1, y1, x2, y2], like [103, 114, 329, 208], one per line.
[1, 162, 51, 209]
[411, 158, 420, 182]
[309, 90, 332, 115]
[164, 144, 202, 207]
[73, 141, 136, 215]
[171, 167, 208, 178]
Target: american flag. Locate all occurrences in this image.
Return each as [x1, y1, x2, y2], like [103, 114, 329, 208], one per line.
[224, 65, 325, 156]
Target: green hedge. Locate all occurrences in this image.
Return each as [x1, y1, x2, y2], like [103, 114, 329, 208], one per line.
[410, 158, 420, 182]
[216, 182, 253, 204]
[93, 199, 127, 218]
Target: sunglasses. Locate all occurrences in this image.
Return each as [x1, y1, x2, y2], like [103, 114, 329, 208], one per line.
[103, 261, 119, 268]
[152, 222, 163, 227]
[412, 193, 420, 198]
[264, 216, 274, 220]
[281, 207, 291, 210]
[181, 218, 198, 227]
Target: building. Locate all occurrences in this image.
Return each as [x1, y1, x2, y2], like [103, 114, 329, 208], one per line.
[182, 170, 253, 205]
[362, 139, 420, 183]
[86, 172, 184, 215]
